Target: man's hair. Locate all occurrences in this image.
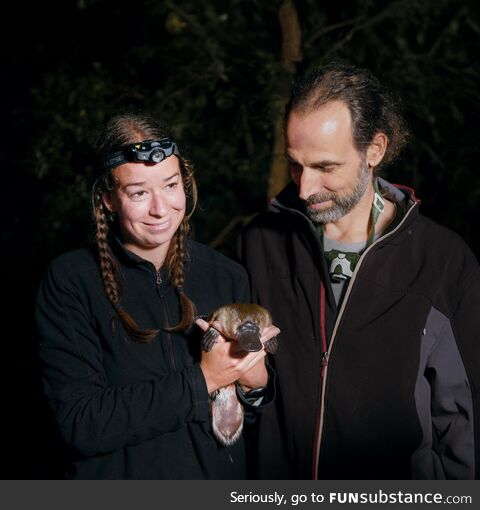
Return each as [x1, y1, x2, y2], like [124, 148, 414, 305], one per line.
[285, 62, 409, 168]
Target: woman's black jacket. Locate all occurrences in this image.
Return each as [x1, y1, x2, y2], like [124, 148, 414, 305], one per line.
[35, 238, 271, 479]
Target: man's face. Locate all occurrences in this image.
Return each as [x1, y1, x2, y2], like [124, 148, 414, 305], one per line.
[286, 101, 373, 225]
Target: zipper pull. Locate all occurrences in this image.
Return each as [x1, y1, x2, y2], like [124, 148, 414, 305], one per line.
[156, 271, 162, 286]
[321, 351, 329, 377]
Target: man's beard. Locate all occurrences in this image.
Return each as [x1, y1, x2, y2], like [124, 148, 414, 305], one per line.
[303, 160, 371, 225]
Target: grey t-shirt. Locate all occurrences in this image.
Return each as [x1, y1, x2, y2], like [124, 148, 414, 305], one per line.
[320, 195, 404, 306]
[323, 237, 370, 306]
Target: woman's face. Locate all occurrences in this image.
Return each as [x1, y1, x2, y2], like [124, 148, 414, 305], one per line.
[103, 156, 186, 266]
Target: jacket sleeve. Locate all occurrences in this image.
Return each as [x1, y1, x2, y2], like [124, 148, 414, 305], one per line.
[35, 261, 210, 458]
[233, 234, 277, 416]
[422, 311, 475, 479]
[226, 260, 276, 416]
[237, 362, 276, 422]
[413, 254, 480, 480]
[451, 263, 480, 479]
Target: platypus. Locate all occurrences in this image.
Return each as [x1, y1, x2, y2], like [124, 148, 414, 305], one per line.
[201, 303, 278, 446]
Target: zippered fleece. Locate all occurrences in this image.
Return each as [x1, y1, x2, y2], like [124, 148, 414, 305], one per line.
[35, 237, 273, 479]
[238, 179, 480, 480]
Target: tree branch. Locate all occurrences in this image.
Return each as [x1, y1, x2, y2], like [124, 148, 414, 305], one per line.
[428, 6, 466, 58]
[279, 1, 303, 70]
[209, 215, 256, 249]
[305, 15, 363, 48]
[164, 0, 227, 81]
[268, 1, 302, 198]
[320, 0, 407, 60]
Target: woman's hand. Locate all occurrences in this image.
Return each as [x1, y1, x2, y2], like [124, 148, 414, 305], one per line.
[196, 318, 280, 394]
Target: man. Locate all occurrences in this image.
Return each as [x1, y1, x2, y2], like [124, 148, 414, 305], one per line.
[238, 62, 480, 479]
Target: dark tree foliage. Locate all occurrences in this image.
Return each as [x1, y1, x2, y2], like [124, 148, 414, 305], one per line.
[6, 0, 479, 260]
[1, 0, 478, 478]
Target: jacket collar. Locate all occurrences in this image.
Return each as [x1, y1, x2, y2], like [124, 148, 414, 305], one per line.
[109, 234, 145, 265]
[108, 233, 170, 279]
[269, 177, 420, 225]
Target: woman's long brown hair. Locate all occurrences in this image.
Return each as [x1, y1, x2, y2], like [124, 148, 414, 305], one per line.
[92, 113, 198, 342]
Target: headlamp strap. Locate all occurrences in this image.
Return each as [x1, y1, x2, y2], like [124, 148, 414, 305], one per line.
[321, 178, 384, 282]
[368, 178, 385, 246]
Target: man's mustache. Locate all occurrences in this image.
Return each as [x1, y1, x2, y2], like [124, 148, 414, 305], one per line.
[304, 192, 337, 207]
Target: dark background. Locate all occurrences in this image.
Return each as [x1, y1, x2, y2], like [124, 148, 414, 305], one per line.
[1, 0, 478, 479]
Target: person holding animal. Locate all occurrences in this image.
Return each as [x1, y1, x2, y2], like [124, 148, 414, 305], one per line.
[35, 112, 279, 479]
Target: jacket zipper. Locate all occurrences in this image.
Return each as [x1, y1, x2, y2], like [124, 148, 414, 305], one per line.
[311, 282, 327, 477]
[155, 270, 177, 371]
[311, 201, 419, 479]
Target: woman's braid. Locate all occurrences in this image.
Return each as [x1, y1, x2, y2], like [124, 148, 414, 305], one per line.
[164, 218, 197, 332]
[93, 181, 159, 343]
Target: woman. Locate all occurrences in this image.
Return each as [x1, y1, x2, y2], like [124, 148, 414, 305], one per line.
[35, 113, 278, 479]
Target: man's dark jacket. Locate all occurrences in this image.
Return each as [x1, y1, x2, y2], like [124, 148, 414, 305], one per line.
[35, 238, 272, 479]
[238, 179, 480, 479]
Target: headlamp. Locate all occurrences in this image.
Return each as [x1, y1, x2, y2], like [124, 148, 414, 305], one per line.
[97, 138, 179, 173]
